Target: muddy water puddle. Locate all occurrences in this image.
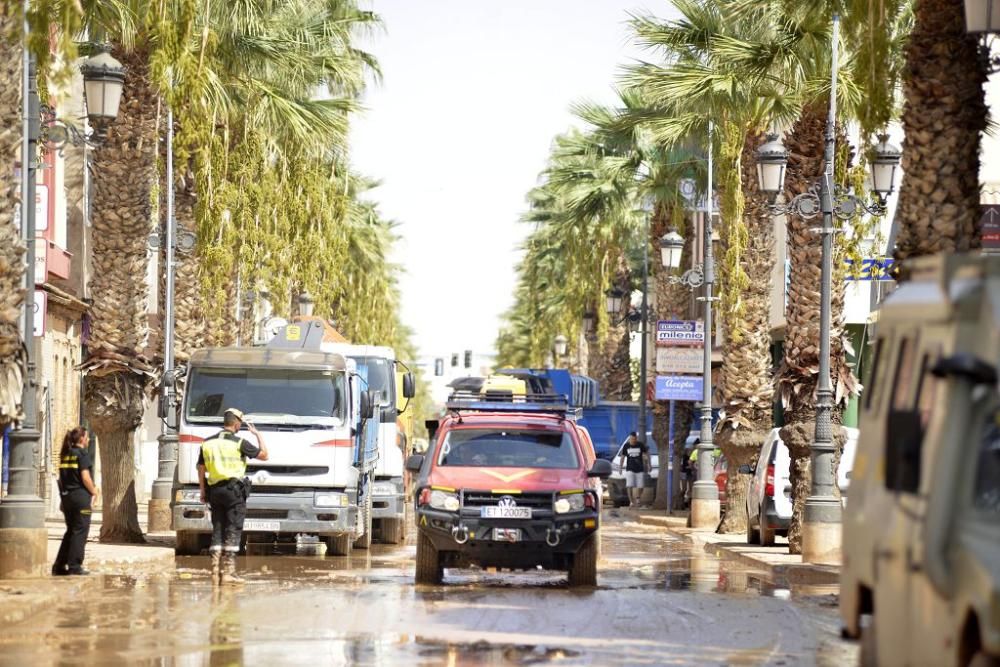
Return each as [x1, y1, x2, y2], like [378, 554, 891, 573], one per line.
[0, 517, 852, 666]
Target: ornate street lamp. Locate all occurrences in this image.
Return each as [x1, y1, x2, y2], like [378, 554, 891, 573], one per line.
[299, 291, 315, 317]
[581, 311, 596, 335]
[605, 287, 626, 317]
[660, 231, 684, 270]
[755, 14, 900, 564]
[42, 45, 125, 151]
[963, 0, 1000, 32]
[553, 335, 568, 358]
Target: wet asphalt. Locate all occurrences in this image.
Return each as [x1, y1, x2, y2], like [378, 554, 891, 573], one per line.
[0, 514, 857, 666]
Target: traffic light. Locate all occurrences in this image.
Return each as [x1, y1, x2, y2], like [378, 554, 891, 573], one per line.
[434, 358, 444, 376]
[464, 350, 472, 368]
[451, 353, 459, 367]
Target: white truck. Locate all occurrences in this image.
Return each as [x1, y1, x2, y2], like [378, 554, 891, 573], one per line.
[320, 342, 415, 544]
[172, 321, 379, 556]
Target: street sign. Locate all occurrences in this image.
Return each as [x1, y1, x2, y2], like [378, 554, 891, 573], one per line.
[655, 375, 703, 401]
[982, 205, 1000, 254]
[655, 319, 705, 346]
[656, 347, 703, 374]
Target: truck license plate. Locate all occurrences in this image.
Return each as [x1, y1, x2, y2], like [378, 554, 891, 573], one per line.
[480, 507, 531, 519]
[243, 520, 280, 532]
[492, 527, 521, 542]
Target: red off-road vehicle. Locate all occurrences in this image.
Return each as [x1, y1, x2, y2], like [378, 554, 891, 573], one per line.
[406, 394, 612, 586]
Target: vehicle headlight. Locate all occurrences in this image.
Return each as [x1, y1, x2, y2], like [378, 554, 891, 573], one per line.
[314, 492, 349, 508]
[554, 492, 586, 514]
[429, 489, 460, 512]
[371, 481, 398, 497]
[175, 489, 203, 503]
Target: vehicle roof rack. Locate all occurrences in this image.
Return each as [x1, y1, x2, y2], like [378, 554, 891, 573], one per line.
[445, 390, 578, 419]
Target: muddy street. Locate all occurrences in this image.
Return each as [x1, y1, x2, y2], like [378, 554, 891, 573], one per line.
[0, 516, 855, 666]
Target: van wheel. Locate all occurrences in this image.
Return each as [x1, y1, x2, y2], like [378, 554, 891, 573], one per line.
[859, 615, 877, 667]
[324, 534, 351, 556]
[174, 531, 207, 556]
[746, 513, 760, 545]
[381, 518, 406, 545]
[568, 534, 598, 587]
[353, 496, 373, 550]
[415, 531, 442, 584]
[759, 508, 776, 547]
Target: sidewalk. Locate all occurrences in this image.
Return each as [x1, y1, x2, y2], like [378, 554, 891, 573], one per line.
[0, 509, 176, 625]
[635, 511, 840, 586]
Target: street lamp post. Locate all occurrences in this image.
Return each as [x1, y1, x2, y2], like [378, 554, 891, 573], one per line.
[755, 14, 900, 563]
[0, 35, 124, 575]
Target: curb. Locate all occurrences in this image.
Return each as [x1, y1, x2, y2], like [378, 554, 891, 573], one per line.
[636, 513, 840, 586]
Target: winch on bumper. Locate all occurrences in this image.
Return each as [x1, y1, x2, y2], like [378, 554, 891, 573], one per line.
[172, 486, 359, 535]
[415, 489, 600, 568]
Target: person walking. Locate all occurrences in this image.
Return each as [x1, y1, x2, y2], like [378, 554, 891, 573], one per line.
[618, 432, 650, 509]
[52, 427, 98, 576]
[198, 408, 268, 585]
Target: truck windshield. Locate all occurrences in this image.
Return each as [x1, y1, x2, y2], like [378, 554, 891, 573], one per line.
[185, 367, 346, 427]
[438, 429, 578, 469]
[351, 356, 394, 407]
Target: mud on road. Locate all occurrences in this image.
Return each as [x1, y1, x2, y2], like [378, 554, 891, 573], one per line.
[0, 515, 856, 666]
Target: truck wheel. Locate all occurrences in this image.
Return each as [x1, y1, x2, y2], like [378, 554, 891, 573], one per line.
[175, 531, 206, 556]
[353, 495, 373, 550]
[759, 508, 776, 547]
[414, 531, 442, 584]
[324, 533, 351, 556]
[568, 534, 598, 587]
[381, 518, 405, 545]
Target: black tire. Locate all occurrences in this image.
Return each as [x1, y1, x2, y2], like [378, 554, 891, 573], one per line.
[324, 533, 351, 556]
[759, 507, 776, 547]
[415, 531, 442, 584]
[174, 531, 207, 556]
[568, 534, 599, 587]
[353, 495, 373, 550]
[746, 511, 760, 545]
[380, 517, 406, 545]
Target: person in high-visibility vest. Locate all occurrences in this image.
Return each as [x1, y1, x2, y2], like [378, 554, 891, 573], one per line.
[198, 408, 268, 584]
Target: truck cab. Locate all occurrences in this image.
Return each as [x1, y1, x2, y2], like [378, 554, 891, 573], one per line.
[406, 393, 612, 586]
[320, 342, 415, 544]
[172, 336, 377, 556]
[840, 254, 1000, 666]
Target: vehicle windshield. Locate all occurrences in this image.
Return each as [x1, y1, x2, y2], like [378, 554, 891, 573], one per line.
[185, 367, 346, 427]
[351, 356, 394, 407]
[438, 429, 578, 469]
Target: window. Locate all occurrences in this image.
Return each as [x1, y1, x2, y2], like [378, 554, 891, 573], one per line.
[185, 367, 346, 426]
[864, 338, 885, 412]
[351, 356, 395, 408]
[438, 429, 578, 469]
[914, 351, 940, 430]
[891, 337, 919, 410]
[972, 399, 1000, 516]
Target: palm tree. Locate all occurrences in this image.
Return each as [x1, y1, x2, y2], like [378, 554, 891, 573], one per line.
[892, 0, 987, 270]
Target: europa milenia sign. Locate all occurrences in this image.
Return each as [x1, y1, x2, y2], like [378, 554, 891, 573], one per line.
[655, 319, 704, 346]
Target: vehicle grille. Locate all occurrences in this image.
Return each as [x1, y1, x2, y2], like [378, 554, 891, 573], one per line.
[461, 491, 553, 509]
[245, 509, 288, 520]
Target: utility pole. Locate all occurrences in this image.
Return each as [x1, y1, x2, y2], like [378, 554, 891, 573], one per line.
[0, 21, 48, 578]
[637, 207, 650, 443]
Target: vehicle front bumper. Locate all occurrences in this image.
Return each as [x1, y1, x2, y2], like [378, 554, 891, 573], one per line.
[172, 487, 358, 536]
[416, 506, 599, 567]
[372, 478, 405, 520]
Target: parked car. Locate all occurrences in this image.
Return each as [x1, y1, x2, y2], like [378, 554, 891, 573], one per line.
[714, 454, 728, 511]
[607, 432, 658, 507]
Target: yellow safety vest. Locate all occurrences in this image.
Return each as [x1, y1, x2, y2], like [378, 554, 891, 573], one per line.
[201, 432, 247, 485]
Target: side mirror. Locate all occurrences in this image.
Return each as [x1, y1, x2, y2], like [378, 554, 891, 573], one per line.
[405, 454, 425, 473]
[737, 464, 753, 475]
[932, 353, 998, 385]
[360, 390, 375, 420]
[403, 372, 416, 399]
[885, 409, 923, 494]
[587, 459, 613, 479]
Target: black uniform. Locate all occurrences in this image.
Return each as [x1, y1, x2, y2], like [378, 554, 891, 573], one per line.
[53, 446, 95, 575]
[198, 431, 260, 552]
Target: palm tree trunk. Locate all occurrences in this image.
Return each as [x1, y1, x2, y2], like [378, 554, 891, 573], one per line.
[0, 10, 24, 427]
[715, 129, 775, 534]
[81, 48, 158, 544]
[893, 0, 987, 273]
